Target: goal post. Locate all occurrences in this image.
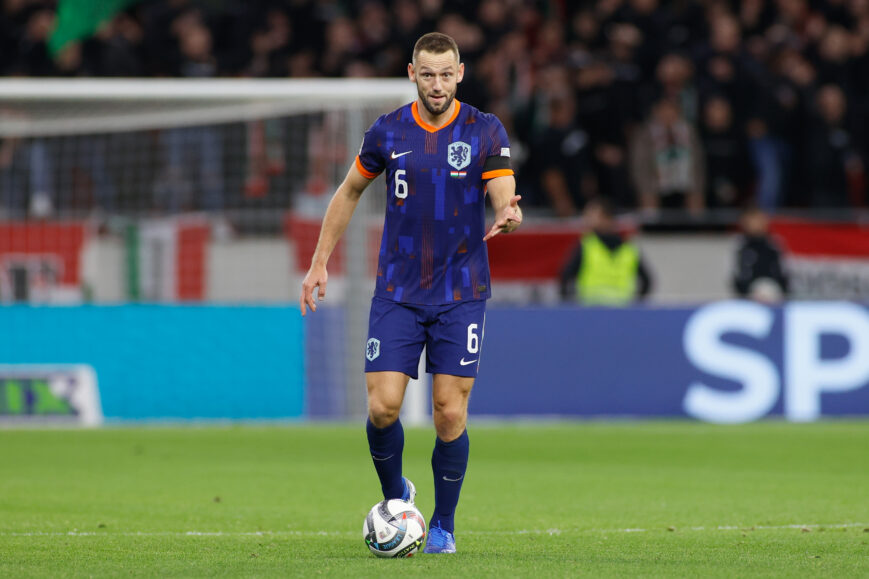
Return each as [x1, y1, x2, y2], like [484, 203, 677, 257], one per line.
[0, 78, 430, 424]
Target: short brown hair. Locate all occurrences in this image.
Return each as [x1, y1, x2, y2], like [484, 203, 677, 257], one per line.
[413, 32, 460, 64]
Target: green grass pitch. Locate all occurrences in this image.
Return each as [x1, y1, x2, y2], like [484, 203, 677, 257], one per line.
[1, 422, 867, 577]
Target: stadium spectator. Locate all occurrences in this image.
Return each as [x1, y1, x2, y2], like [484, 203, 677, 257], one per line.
[528, 87, 595, 217]
[695, 13, 754, 124]
[611, 0, 670, 81]
[559, 198, 652, 305]
[54, 135, 119, 213]
[571, 23, 641, 208]
[244, 7, 292, 78]
[152, 8, 225, 212]
[814, 25, 855, 91]
[738, 0, 775, 38]
[138, 0, 190, 77]
[574, 22, 643, 146]
[393, 0, 425, 60]
[732, 206, 789, 301]
[319, 16, 362, 77]
[92, 11, 146, 77]
[699, 94, 753, 208]
[0, 0, 27, 74]
[357, 1, 402, 76]
[0, 136, 54, 217]
[629, 97, 705, 215]
[654, 53, 698, 123]
[851, 10, 869, 98]
[477, 0, 512, 45]
[747, 46, 810, 209]
[8, 3, 57, 76]
[804, 84, 865, 208]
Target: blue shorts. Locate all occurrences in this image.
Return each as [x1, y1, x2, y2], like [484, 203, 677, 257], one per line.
[365, 297, 487, 379]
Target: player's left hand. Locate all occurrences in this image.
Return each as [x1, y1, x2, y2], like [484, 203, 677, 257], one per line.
[484, 195, 522, 241]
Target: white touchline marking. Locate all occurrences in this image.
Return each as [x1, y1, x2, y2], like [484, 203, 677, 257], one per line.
[1, 523, 865, 538]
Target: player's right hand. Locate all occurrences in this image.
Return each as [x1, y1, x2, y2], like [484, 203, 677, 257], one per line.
[300, 265, 328, 316]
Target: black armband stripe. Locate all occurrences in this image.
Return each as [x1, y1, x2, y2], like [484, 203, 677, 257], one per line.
[483, 155, 512, 172]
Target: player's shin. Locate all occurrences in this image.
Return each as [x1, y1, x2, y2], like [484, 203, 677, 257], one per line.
[366, 418, 405, 500]
[430, 429, 469, 533]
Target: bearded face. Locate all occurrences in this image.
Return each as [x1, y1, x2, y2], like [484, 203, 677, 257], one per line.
[410, 50, 464, 119]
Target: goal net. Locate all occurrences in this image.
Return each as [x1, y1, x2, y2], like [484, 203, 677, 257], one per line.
[0, 78, 419, 421]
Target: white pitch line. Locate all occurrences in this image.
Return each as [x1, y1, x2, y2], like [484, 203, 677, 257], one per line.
[1, 523, 866, 538]
[484, 522, 868, 535]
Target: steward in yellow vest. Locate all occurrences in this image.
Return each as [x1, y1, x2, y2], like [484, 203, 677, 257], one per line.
[559, 199, 652, 305]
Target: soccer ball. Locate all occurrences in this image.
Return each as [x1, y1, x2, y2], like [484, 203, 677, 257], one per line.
[362, 499, 426, 558]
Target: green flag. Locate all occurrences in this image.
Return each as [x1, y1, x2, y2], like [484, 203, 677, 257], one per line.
[49, 0, 142, 55]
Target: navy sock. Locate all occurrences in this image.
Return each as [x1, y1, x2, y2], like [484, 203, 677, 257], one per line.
[430, 430, 469, 534]
[366, 418, 405, 500]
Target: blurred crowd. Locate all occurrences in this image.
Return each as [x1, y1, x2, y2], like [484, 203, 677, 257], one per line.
[1, 0, 868, 217]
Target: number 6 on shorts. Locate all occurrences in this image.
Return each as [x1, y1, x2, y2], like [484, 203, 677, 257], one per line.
[467, 323, 479, 354]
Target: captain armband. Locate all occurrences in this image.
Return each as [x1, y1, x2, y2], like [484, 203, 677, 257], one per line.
[482, 155, 513, 180]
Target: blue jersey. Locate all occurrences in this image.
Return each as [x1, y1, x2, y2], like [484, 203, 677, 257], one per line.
[355, 100, 513, 305]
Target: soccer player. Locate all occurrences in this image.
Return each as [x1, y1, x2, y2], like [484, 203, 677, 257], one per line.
[300, 32, 522, 554]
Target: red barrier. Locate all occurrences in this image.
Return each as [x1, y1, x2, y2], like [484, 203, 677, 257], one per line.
[0, 221, 88, 285]
[769, 219, 869, 258]
[176, 223, 210, 301]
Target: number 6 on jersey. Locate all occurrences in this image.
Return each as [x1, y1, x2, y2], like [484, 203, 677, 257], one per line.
[394, 169, 408, 199]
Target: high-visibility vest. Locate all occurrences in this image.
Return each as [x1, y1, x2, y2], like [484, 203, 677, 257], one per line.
[577, 233, 639, 305]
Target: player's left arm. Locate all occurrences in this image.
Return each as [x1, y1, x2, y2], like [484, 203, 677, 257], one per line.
[484, 175, 522, 241]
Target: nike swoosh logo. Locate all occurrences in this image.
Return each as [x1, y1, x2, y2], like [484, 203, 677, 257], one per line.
[390, 150, 412, 159]
[459, 358, 478, 366]
[371, 454, 394, 461]
[442, 474, 464, 482]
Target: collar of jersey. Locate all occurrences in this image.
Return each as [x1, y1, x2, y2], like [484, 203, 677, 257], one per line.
[411, 100, 462, 133]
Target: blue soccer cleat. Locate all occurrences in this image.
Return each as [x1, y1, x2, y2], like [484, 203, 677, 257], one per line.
[423, 524, 456, 554]
[401, 477, 416, 504]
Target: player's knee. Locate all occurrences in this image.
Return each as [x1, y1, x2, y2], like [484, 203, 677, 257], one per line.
[432, 403, 466, 434]
[434, 418, 466, 443]
[368, 399, 401, 428]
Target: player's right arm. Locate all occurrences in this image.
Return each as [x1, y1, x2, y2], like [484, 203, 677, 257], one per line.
[300, 165, 373, 316]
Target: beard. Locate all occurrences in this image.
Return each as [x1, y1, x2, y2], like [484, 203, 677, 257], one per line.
[417, 85, 455, 117]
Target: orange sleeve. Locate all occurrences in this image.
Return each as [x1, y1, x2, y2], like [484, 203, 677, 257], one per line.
[482, 168, 514, 180]
[355, 155, 380, 180]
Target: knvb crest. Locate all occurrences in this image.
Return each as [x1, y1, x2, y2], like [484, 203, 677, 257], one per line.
[366, 338, 381, 361]
[447, 141, 471, 171]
